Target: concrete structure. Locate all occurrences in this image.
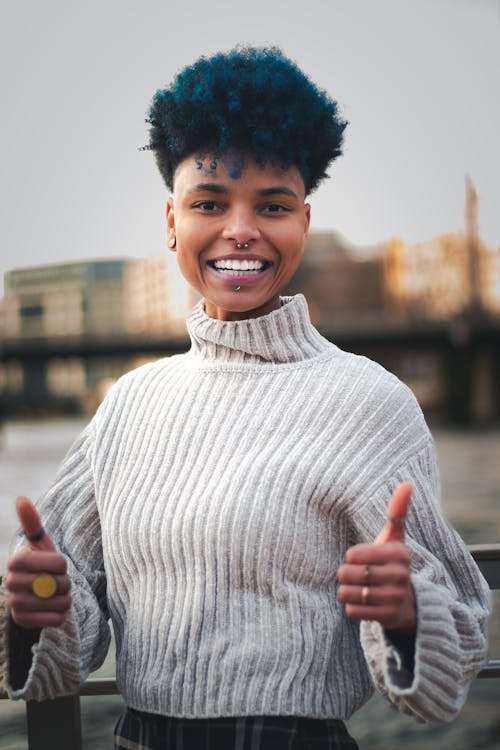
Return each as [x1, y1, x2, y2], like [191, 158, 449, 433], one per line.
[0, 256, 198, 409]
[1, 255, 196, 340]
[286, 231, 388, 331]
[383, 176, 500, 321]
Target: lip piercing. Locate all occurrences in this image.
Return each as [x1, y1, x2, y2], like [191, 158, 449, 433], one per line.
[235, 241, 250, 249]
[234, 286, 241, 291]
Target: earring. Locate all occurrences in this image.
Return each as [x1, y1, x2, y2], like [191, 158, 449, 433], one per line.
[168, 235, 176, 248]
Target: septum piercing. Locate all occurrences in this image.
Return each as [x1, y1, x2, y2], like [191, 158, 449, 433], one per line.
[234, 241, 249, 289]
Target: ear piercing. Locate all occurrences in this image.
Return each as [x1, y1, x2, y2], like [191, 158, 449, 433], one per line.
[168, 236, 176, 248]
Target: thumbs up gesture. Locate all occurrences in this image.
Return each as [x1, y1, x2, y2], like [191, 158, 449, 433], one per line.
[6, 497, 72, 630]
[337, 482, 416, 633]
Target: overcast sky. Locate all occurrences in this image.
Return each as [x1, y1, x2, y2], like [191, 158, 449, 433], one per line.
[1, 0, 499, 294]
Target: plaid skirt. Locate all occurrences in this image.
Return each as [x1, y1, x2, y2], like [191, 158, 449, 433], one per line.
[114, 710, 359, 750]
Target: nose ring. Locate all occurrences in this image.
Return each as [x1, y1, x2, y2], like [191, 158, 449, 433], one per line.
[235, 241, 250, 249]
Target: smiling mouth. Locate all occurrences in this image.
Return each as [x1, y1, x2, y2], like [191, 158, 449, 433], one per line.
[208, 259, 271, 276]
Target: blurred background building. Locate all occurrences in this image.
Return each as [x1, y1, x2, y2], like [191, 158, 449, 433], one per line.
[1, 177, 499, 423]
[0, 255, 199, 414]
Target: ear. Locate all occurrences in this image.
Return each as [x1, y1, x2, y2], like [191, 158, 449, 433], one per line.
[301, 203, 311, 254]
[304, 203, 311, 237]
[166, 196, 176, 250]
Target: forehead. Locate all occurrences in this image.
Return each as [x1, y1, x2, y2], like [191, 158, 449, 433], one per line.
[173, 154, 306, 197]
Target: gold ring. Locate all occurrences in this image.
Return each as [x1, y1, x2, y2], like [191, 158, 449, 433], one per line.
[31, 573, 57, 599]
[363, 564, 371, 582]
[361, 586, 370, 606]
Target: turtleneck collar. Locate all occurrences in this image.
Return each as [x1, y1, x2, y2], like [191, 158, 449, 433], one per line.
[186, 294, 334, 366]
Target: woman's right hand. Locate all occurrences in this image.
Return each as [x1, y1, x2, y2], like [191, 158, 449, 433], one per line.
[6, 496, 72, 629]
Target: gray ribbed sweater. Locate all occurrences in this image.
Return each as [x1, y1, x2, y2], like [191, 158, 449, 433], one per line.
[0, 294, 491, 723]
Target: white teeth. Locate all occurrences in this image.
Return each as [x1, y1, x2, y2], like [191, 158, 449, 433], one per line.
[213, 259, 264, 271]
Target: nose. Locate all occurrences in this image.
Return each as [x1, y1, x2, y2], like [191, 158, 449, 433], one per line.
[222, 206, 260, 247]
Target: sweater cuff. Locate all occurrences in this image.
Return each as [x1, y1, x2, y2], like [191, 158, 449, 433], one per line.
[0, 580, 39, 696]
[0, 578, 8, 696]
[5, 600, 82, 701]
[360, 574, 470, 723]
[8, 617, 42, 690]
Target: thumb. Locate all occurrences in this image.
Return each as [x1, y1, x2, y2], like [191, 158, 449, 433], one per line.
[16, 496, 57, 552]
[374, 481, 413, 545]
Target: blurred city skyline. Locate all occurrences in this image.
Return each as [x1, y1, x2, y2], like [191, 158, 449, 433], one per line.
[1, 0, 499, 295]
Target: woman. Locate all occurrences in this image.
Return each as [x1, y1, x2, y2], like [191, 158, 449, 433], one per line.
[1, 46, 491, 749]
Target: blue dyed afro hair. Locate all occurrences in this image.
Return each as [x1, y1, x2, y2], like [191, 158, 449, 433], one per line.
[146, 45, 347, 195]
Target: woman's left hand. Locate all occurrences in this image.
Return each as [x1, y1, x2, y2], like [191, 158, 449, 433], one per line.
[337, 482, 416, 633]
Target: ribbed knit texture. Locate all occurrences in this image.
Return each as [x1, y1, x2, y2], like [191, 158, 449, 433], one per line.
[1, 295, 490, 722]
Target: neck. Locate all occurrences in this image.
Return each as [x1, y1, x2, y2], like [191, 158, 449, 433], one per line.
[204, 295, 282, 321]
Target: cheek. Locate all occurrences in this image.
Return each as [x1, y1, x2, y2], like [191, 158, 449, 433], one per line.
[176, 251, 199, 280]
[280, 229, 306, 267]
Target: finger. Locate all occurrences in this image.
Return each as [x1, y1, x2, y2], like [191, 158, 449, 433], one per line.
[343, 602, 412, 630]
[6, 570, 71, 595]
[8, 550, 68, 575]
[344, 542, 411, 566]
[10, 610, 70, 630]
[338, 584, 409, 607]
[16, 496, 57, 552]
[374, 482, 413, 545]
[337, 561, 411, 587]
[341, 587, 417, 631]
[8, 591, 72, 613]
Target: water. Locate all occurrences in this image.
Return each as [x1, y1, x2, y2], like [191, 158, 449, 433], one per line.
[1, 419, 499, 749]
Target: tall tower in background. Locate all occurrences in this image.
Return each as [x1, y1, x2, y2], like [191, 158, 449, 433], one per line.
[464, 174, 482, 312]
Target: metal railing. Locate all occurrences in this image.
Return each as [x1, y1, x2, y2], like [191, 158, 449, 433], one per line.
[1, 544, 499, 750]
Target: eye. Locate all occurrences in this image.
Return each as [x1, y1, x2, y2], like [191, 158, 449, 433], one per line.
[262, 203, 290, 214]
[193, 200, 222, 212]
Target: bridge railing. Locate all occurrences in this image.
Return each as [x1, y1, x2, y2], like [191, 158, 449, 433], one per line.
[1, 544, 499, 750]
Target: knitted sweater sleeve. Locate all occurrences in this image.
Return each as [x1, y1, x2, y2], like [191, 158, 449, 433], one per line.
[0, 422, 111, 701]
[353, 438, 491, 723]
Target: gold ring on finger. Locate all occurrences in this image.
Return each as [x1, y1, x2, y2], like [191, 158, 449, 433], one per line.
[363, 564, 371, 582]
[361, 585, 370, 606]
[31, 573, 57, 599]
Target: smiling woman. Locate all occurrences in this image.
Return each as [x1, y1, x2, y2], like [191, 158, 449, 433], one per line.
[1, 45, 491, 750]
[148, 45, 346, 321]
[167, 158, 310, 320]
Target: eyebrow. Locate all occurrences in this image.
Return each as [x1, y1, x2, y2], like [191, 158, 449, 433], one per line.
[187, 183, 228, 194]
[187, 183, 299, 199]
[258, 186, 299, 199]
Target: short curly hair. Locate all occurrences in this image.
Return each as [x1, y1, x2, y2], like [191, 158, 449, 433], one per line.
[146, 45, 347, 195]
